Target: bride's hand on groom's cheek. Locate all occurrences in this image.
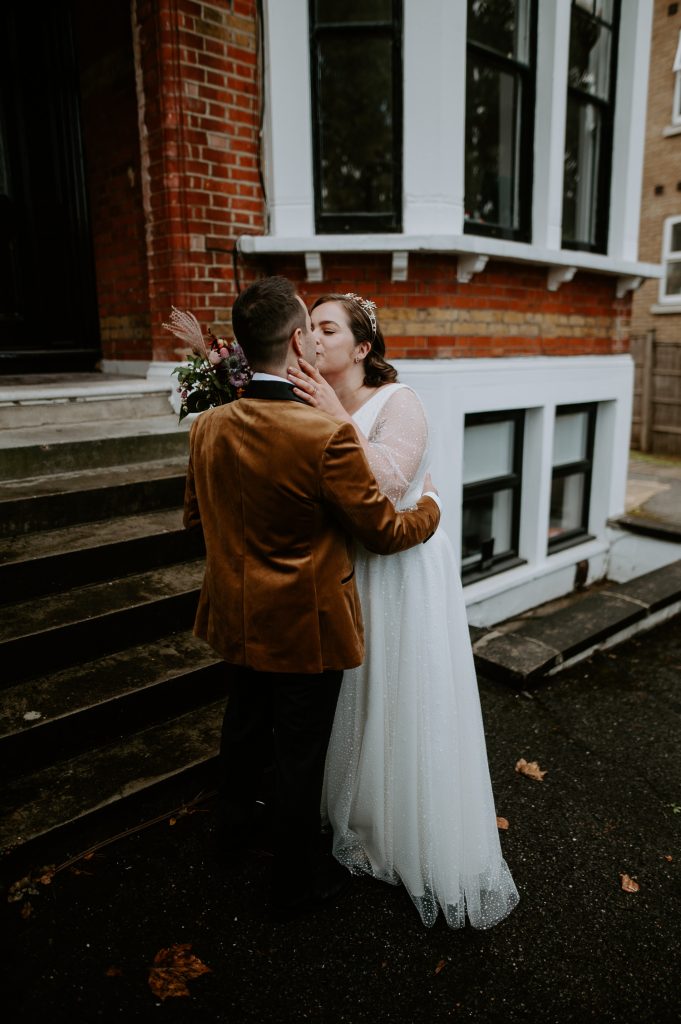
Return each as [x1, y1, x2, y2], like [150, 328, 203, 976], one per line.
[288, 359, 349, 421]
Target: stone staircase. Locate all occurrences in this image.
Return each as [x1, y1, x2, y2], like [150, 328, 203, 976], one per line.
[0, 376, 225, 866]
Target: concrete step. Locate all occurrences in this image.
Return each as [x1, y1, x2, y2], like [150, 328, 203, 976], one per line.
[610, 513, 681, 545]
[0, 699, 224, 855]
[0, 508, 204, 602]
[0, 415, 190, 481]
[0, 458, 187, 536]
[0, 632, 224, 777]
[1, 560, 204, 684]
[472, 559, 681, 686]
[0, 374, 174, 428]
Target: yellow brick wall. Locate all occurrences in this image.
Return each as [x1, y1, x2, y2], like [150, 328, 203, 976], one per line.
[632, 0, 681, 342]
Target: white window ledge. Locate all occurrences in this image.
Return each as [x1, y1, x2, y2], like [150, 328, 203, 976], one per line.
[237, 232, 661, 281]
[650, 302, 681, 314]
[662, 123, 681, 137]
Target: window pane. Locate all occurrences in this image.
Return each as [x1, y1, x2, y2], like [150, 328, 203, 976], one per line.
[568, 7, 612, 100]
[665, 260, 681, 298]
[549, 473, 585, 537]
[562, 97, 601, 247]
[465, 60, 521, 230]
[315, 0, 392, 23]
[671, 222, 681, 255]
[463, 419, 515, 484]
[462, 489, 514, 568]
[316, 34, 395, 217]
[467, 0, 531, 63]
[595, 0, 614, 21]
[553, 411, 588, 465]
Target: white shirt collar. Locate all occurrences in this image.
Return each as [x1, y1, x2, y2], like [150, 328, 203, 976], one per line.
[251, 371, 290, 384]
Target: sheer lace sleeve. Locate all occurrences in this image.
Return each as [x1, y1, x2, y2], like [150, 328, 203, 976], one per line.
[363, 387, 428, 505]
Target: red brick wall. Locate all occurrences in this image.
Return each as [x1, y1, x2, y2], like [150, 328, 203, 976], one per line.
[74, 0, 151, 361]
[134, 0, 265, 362]
[252, 255, 631, 360]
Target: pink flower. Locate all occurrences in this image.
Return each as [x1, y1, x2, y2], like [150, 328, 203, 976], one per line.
[219, 347, 229, 359]
[208, 351, 222, 365]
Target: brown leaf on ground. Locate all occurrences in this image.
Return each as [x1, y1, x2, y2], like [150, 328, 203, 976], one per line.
[35, 866, 56, 886]
[619, 873, 640, 893]
[168, 818, 177, 827]
[496, 816, 509, 830]
[105, 966, 123, 977]
[148, 944, 211, 1001]
[7, 865, 55, 903]
[663, 855, 673, 862]
[434, 959, 447, 975]
[515, 758, 547, 781]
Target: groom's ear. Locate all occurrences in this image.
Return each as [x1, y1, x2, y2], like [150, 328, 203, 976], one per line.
[291, 328, 304, 360]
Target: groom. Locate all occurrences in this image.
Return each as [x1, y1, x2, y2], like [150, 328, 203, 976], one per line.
[184, 275, 440, 918]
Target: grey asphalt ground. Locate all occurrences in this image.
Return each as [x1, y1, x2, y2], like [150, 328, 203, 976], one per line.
[2, 611, 680, 1024]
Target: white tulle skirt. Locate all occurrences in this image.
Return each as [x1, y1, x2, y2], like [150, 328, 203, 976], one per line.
[321, 528, 519, 930]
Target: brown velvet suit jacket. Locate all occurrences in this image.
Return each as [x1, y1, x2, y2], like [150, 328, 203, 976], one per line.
[183, 382, 440, 674]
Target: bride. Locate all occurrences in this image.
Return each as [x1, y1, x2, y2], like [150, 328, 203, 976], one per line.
[288, 292, 519, 930]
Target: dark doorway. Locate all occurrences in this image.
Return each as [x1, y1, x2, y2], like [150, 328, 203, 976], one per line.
[0, 3, 100, 373]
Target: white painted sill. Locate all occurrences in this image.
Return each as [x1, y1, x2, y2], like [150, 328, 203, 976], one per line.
[238, 232, 662, 283]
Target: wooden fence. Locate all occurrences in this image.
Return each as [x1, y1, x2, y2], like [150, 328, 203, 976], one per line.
[630, 331, 681, 456]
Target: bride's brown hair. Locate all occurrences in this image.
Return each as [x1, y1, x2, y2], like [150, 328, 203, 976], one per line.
[311, 293, 398, 388]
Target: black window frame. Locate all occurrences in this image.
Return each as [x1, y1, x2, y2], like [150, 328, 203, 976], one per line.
[308, 0, 403, 235]
[464, 0, 538, 244]
[561, 0, 621, 254]
[548, 402, 598, 553]
[461, 409, 526, 585]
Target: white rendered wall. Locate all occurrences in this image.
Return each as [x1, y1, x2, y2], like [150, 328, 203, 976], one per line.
[395, 355, 635, 626]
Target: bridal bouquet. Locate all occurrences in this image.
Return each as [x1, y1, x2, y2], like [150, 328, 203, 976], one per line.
[163, 307, 252, 421]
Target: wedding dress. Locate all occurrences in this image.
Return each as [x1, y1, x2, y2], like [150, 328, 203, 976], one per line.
[321, 383, 519, 929]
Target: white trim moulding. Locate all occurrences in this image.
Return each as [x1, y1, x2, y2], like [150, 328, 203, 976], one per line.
[457, 254, 488, 283]
[238, 233, 661, 282]
[547, 266, 577, 291]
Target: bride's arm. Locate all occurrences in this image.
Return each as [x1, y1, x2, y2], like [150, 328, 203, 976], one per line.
[362, 387, 429, 504]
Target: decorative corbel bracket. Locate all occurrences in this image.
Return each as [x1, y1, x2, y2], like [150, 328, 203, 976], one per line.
[391, 251, 409, 282]
[457, 254, 488, 284]
[616, 275, 643, 299]
[547, 266, 577, 292]
[304, 252, 323, 283]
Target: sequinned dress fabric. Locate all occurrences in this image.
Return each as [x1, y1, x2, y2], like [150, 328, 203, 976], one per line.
[321, 383, 519, 929]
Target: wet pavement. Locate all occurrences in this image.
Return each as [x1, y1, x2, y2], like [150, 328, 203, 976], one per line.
[626, 451, 681, 535]
[2, 613, 680, 1024]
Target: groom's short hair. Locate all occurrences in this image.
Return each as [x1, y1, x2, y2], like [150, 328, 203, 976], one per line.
[232, 276, 307, 366]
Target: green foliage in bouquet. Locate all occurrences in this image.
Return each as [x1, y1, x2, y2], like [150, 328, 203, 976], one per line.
[163, 308, 252, 421]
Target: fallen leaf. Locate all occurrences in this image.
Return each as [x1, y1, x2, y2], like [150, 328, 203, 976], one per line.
[434, 959, 447, 975]
[148, 944, 211, 1001]
[105, 966, 123, 977]
[7, 865, 55, 903]
[515, 758, 547, 781]
[20, 902, 33, 919]
[663, 855, 673, 863]
[83, 852, 95, 862]
[619, 873, 640, 893]
[496, 817, 509, 830]
[169, 818, 177, 827]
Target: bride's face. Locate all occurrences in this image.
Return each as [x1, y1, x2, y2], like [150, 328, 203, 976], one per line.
[311, 301, 360, 378]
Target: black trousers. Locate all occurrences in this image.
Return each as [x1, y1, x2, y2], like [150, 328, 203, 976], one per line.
[219, 664, 343, 894]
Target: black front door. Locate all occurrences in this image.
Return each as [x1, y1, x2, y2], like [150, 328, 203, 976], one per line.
[0, 3, 100, 373]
